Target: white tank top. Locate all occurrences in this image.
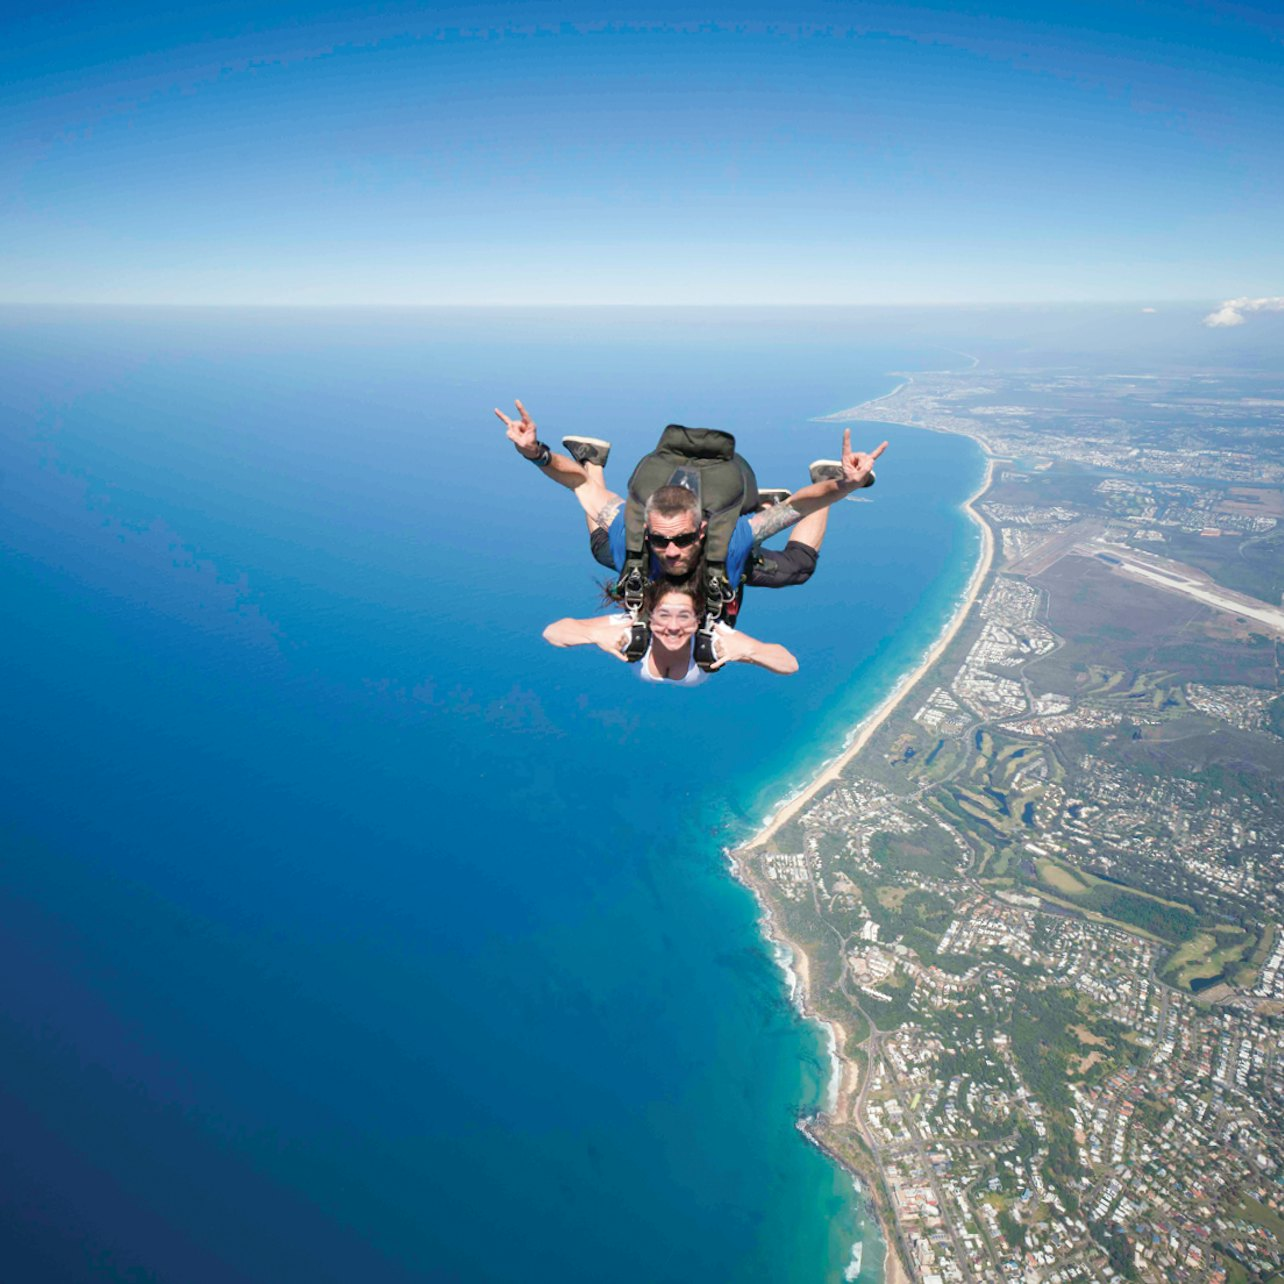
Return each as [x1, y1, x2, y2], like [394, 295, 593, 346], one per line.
[605, 614, 710, 686]
[637, 644, 708, 686]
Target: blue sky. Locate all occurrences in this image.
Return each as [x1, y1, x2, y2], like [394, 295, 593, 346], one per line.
[3, 1, 1281, 304]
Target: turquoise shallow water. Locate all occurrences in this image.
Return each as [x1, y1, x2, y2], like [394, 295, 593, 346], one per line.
[0, 308, 981, 1283]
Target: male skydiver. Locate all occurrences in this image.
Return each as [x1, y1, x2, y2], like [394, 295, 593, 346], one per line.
[494, 400, 886, 599]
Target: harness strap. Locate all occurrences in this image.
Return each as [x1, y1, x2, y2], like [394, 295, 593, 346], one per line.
[693, 558, 746, 671]
[612, 424, 759, 672]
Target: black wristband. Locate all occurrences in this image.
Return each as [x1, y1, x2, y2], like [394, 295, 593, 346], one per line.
[527, 441, 552, 467]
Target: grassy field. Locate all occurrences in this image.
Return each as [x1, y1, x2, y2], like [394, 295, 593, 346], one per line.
[1037, 858, 1090, 895]
[983, 844, 1012, 878]
[1234, 1195, 1284, 1243]
[1029, 853, 1188, 909]
[1246, 920, 1278, 971]
[1162, 925, 1255, 989]
[877, 886, 908, 910]
[1018, 885, 1171, 945]
[1068, 1024, 1108, 1047]
[1028, 853, 1197, 941]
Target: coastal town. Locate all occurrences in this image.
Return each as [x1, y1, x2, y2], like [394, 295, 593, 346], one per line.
[736, 363, 1284, 1284]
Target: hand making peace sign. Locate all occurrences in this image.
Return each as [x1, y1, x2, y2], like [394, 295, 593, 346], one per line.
[494, 400, 541, 459]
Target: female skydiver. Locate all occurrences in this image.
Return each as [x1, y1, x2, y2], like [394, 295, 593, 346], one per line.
[542, 580, 798, 683]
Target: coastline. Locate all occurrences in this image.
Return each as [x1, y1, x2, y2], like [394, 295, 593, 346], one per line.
[813, 378, 909, 418]
[742, 451, 994, 856]
[732, 384, 995, 1284]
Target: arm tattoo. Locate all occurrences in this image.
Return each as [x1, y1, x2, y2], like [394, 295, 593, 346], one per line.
[593, 498, 623, 532]
[749, 503, 802, 546]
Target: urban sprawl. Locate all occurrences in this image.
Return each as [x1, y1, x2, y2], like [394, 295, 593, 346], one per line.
[739, 364, 1284, 1284]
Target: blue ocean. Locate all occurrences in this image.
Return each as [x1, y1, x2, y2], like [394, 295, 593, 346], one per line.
[0, 308, 982, 1283]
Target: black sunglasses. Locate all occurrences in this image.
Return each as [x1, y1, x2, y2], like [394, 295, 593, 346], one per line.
[647, 529, 701, 549]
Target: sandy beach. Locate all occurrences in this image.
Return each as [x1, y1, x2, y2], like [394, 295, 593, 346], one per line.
[883, 1246, 912, 1284]
[741, 452, 995, 855]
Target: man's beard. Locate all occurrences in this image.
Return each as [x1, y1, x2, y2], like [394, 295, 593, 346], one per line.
[663, 548, 705, 586]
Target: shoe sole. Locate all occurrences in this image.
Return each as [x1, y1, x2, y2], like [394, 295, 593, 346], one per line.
[562, 436, 612, 466]
[808, 459, 844, 483]
[758, 488, 792, 506]
[809, 460, 876, 488]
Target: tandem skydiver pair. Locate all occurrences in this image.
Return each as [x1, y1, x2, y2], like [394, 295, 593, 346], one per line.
[495, 400, 887, 684]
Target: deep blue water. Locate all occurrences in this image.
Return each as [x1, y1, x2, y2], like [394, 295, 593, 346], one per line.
[0, 308, 981, 1283]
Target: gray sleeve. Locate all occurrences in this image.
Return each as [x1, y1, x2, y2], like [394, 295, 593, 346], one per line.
[589, 526, 617, 570]
[746, 540, 819, 588]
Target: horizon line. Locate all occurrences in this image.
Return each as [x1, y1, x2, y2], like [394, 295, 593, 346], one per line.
[0, 298, 1222, 310]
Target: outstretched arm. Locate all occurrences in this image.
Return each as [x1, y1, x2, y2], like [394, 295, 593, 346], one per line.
[542, 614, 632, 661]
[708, 623, 798, 675]
[495, 400, 587, 490]
[748, 430, 888, 545]
[495, 399, 623, 529]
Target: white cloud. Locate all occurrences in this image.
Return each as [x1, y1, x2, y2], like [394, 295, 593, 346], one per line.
[1203, 296, 1284, 327]
[1141, 307, 1157, 313]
